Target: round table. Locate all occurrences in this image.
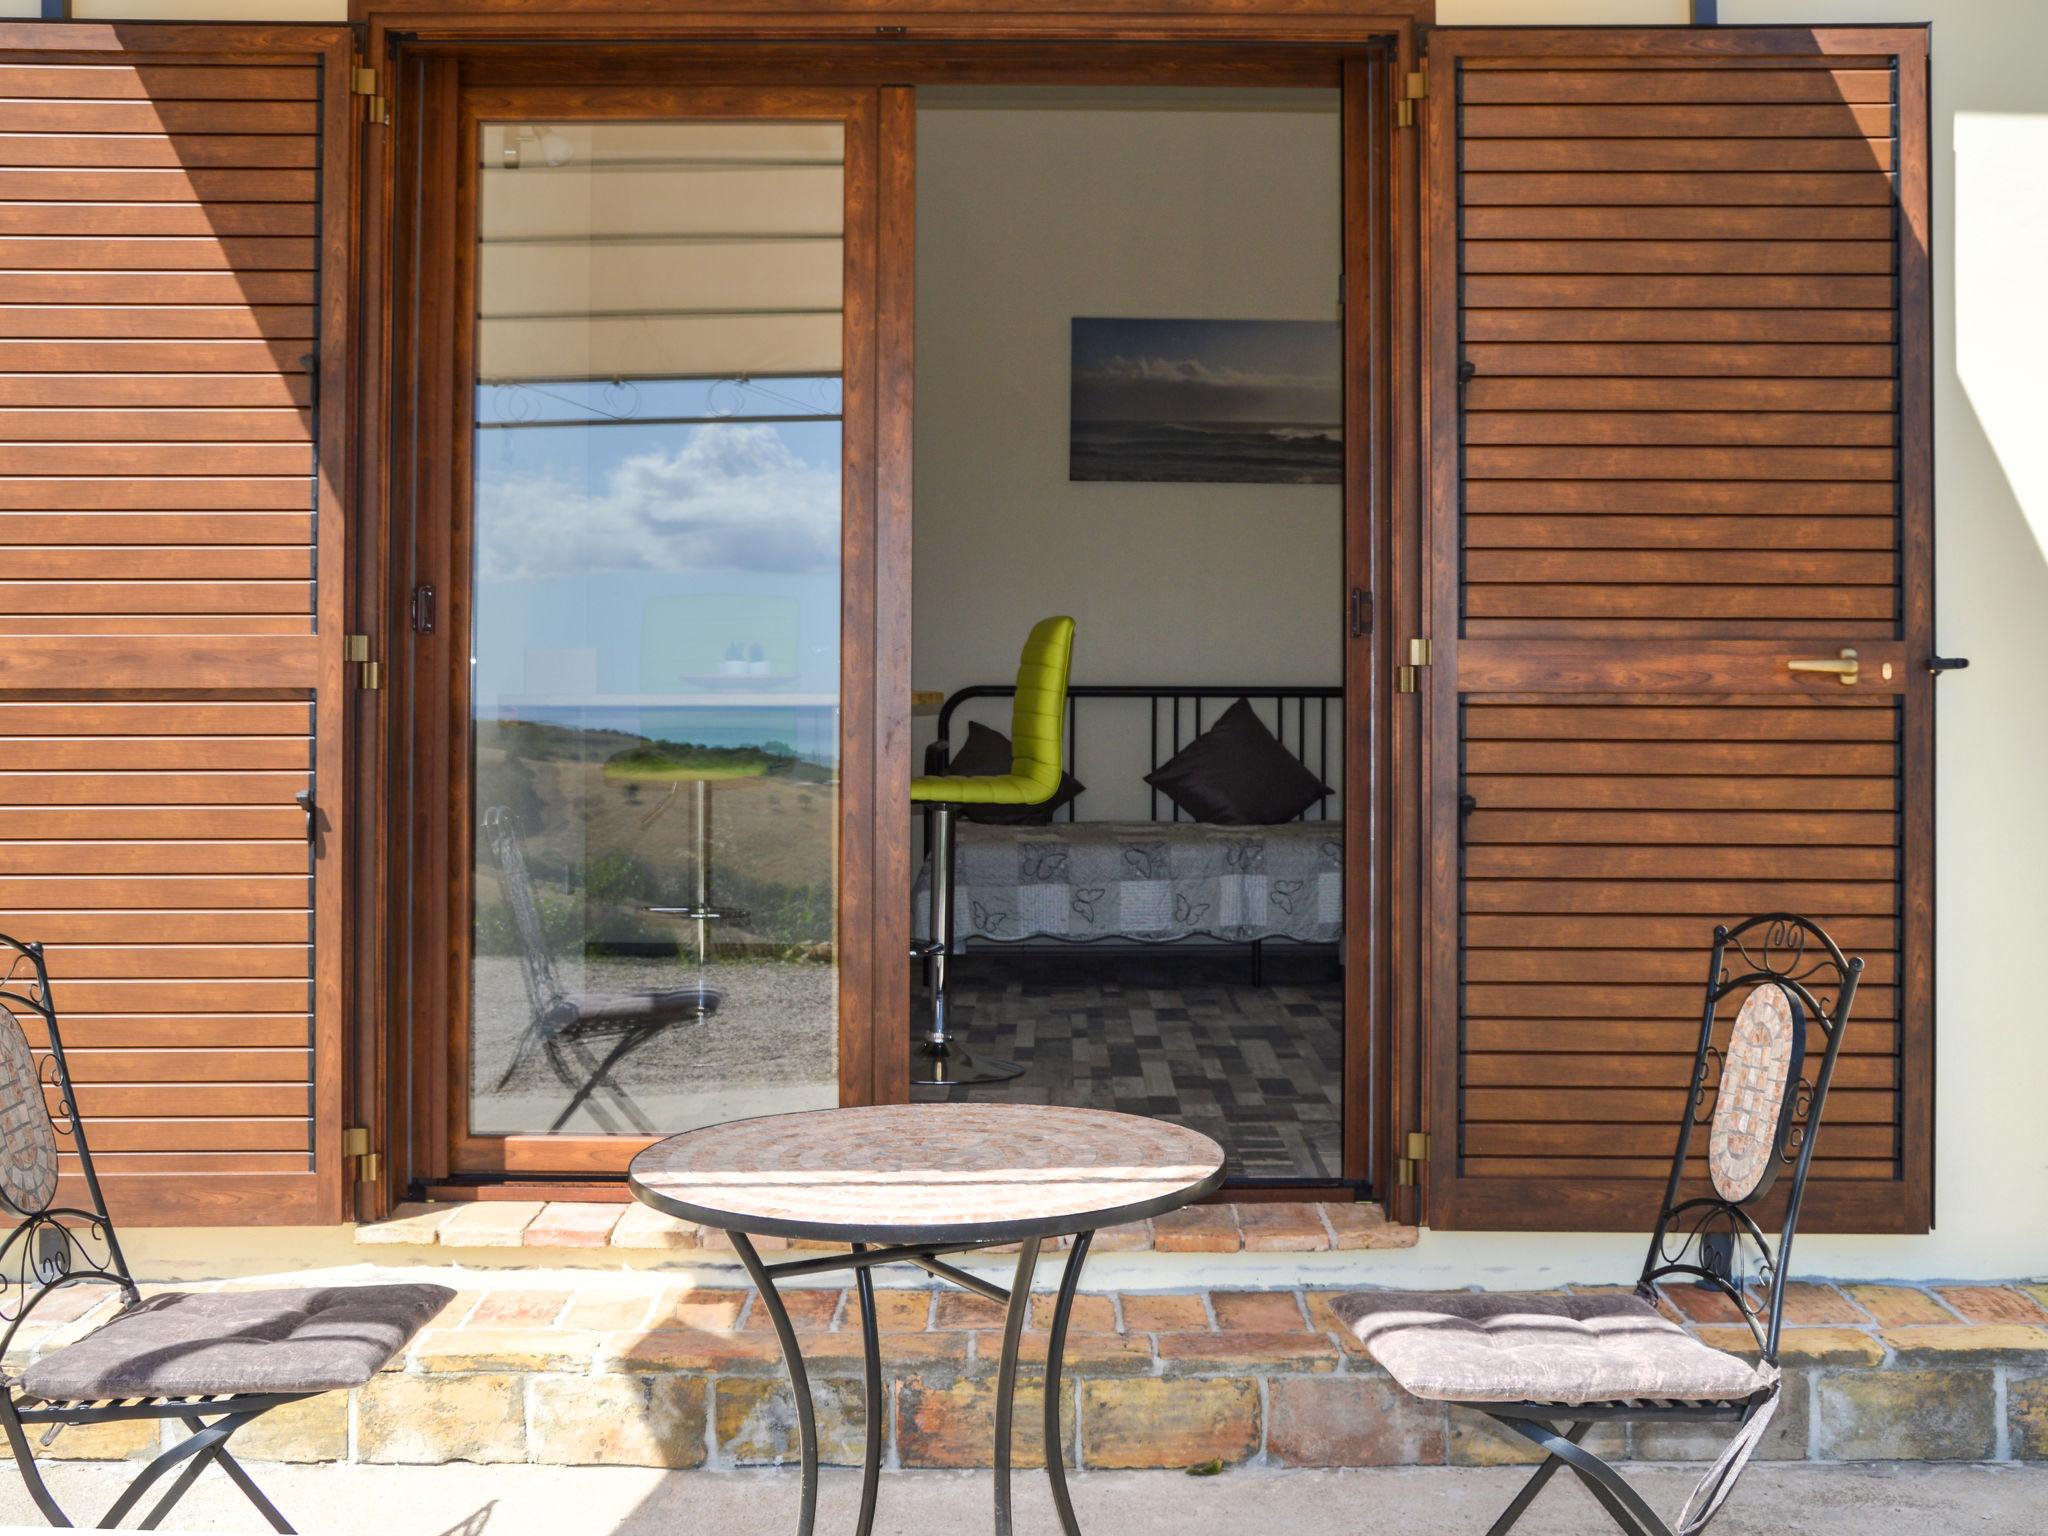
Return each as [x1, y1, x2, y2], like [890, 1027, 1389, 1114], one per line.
[629, 1103, 1226, 1536]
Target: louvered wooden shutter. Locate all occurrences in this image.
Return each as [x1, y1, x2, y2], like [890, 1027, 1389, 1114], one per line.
[0, 24, 355, 1224]
[1421, 27, 1932, 1232]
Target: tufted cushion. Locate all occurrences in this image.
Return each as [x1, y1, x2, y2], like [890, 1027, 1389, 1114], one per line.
[19, 1283, 454, 1403]
[1326, 1290, 1775, 1407]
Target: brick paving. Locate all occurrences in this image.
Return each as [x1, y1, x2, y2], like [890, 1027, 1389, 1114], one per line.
[7, 1276, 2046, 1468]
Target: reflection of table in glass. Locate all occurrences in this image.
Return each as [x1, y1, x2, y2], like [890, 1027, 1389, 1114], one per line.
[629, 1104, 1226, 1536]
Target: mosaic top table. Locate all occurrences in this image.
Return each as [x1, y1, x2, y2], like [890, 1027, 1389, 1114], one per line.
[628, 1102, 1227, 1536]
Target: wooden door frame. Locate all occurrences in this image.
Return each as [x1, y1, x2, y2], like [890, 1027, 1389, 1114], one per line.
[355, 3, 1433, 1217]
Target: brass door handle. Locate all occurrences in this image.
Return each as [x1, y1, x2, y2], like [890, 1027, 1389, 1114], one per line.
[1787, 648, 1860, 685]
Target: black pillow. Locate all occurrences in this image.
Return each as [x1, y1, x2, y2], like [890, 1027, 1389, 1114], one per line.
[1144, 697, 1330, 825]
[942, 719, 1085, 825]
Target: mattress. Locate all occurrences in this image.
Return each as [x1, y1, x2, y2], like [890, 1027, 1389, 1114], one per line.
[912, 819, 1343, 947]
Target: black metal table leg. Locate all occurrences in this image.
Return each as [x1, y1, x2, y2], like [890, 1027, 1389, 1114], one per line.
[1043, 1230, 1094, 1536]
[852, 1242, 883, 1536]
[731, 1232, 820, 1536]
[992, 1237, 1043, 1536]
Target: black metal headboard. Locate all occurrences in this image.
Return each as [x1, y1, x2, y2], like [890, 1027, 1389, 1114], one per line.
[928, 684, 1343, 822]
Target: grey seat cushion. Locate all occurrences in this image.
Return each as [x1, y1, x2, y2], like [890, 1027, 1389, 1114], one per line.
[566, 987, 718, 1027]
[19, 1283, 454, 1403]
[1326, 1290, 1775, 1407]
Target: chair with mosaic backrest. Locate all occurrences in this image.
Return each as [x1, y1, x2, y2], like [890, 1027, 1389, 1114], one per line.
[0, 932, 453, 1533]
[1328, 913, 1864, 1536]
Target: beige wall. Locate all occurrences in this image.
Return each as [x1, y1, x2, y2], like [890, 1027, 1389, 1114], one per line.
[7, 0, 2042, 1281]
[911, 90, 1345, 820]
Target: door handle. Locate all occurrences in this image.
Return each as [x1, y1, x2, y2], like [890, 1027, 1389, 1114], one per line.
[294, 788, 316, 842]
[1787, 648, 1860, 686]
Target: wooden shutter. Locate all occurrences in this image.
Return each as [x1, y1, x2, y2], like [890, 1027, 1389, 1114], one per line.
[0, 24, 355, 1224]
[1421, 27, 1932, 1232]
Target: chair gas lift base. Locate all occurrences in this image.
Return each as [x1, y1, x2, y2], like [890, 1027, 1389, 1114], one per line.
[911, 616, 1075, 1088]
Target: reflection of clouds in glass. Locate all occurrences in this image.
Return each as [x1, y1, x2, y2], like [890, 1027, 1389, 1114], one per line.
[1076, 353, 1324, 391]
[477, 423, 838, 580]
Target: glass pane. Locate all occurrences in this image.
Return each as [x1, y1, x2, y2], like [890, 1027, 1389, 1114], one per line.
[468, 119, 844, 1137]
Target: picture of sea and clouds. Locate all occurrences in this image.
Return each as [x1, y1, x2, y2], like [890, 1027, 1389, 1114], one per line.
[1069, 316, 1342, 485]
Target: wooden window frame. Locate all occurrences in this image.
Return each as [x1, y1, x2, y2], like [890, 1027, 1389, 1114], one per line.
[357, 5, 1429, 1217]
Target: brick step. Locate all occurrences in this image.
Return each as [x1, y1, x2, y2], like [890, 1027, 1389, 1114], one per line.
[9, 1278, 2047, 1469]
[356, 1199, 1420, 1256]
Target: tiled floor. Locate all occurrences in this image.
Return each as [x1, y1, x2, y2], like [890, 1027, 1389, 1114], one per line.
[910, 949, 1343, 1181]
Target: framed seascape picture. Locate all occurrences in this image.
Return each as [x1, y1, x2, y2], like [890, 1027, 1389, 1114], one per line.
[1069, 316, 1342, 486]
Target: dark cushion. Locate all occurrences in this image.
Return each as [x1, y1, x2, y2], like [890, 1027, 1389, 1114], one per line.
[943, 720, 1084, 825]
[1143, 698, 1330, 825]
[19, 1283, 454, 1402]
[566, 986, 720, 1026]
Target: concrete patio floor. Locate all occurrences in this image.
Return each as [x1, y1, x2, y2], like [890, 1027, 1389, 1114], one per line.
[0, 1461, 2040, 1535]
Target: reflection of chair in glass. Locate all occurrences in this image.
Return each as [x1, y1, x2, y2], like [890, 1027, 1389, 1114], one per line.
[0, 932, 451, 1532]
[482, 806, 718, 1134]
[911, 614, 1075, 1085]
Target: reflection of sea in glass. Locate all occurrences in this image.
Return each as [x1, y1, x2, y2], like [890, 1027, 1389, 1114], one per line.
[467, 121, 844, 1137]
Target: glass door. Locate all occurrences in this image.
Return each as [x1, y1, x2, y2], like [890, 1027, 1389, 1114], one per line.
[445, 88, 881, 1173]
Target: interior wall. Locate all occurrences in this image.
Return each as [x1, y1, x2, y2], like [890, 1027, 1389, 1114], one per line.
[912, 89, 1344, 821]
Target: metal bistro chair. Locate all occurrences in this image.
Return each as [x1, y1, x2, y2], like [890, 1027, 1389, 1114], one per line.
[483, 805, 719, 1135]
[0, 933, 452, 1532]
[1330, 913, 1864, 1536]
[911, 614, 1075, 1086]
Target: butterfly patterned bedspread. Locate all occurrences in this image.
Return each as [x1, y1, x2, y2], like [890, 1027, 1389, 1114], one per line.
[912, 820, 1344, 947]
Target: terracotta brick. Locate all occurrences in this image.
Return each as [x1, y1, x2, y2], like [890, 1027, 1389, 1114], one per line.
[1302, 1290, 1367, 1349]
[1156, 1330, 1341, 1376]
[1150, 1203, 1241, 1254]
[1090, 1220, 1152, 1253]
[17, 1285, 116, 1324]
[355, 1203, 457, 1247]
[1770, 1328, 1886, 1367]
[1236, 1202, 1330, 1252]
[649, 1287, 750, 1332]
[358, 1373, 526, 1464]
[1844, 1284, 1959, 1327]
[1689, 1325, 1764, 1360]
[604, 1329, 787, 1375]
[1118, 1293, 1211, 1334]
[1450, 1411, 1625, 1467]
[741, 1288, 841, 1332]
[610, 1203, 701, 1250]
[229, 1393, 349, 1463]
[802, 1330, 972, 1378]
[695, 1228, 788, 1253]
[468, 1290, 570, 1328]
[716, 1377, 871, 1466]
[414, 1327, 600, 1374]
[435, 1201, 544, 1247]
[1210, 1290, 1308, 1333]
[1659, 1284, 1748, 1326]
[1815, 1369, 1997, 1461]
[1028, 1292, 1118, 1333]
[1322, 1201, 1416, 1250]
[529, 1375, 706, 1467]
[1266, 1376, 1447, 1467]
[29, 1416, 160, 1462]
[867, 1289, 933, 1332]
[1880, 1324, 2048, 1362]
[934, 1289, 1010, 1331]
[423, 1289, 482, 1331]
[1772, 1283, 1867, 1326]
[1079, 1378, 1258, 1469]
[560, 1291, 655, 1333]
[523, 1202, 624, 1248]
[1007, 1331, 1155, 1376]
[1935, 1286, 2048, 1325]
[898, 1377, 1075, 1469]
[2008, 1370, 2048, 1460]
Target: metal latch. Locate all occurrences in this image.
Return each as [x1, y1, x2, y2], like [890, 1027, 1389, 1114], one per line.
[345, 634, 382, 691]
[1396, 637, 1431, 694]
[342, 1127, 382, 1184]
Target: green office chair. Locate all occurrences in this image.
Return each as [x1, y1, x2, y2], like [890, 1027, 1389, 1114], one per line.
[912, 614, 1075, 1085]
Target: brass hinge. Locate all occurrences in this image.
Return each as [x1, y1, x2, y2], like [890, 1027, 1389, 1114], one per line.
[1395, 1130, 1431, 1187]
[1395, 62, 1428, 127]
[342, 1127, 382, 1184]
[345, 633, 383, 691]
[1396, 636, 1432, 694]
[351, 58, 388, 125]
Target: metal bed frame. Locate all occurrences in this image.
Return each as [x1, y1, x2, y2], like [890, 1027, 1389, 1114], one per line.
[925, 683, 1343, 984]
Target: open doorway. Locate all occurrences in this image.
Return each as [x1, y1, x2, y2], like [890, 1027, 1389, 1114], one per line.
[905, 87, 1354, 1184]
